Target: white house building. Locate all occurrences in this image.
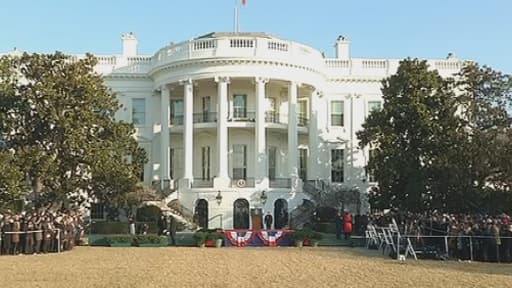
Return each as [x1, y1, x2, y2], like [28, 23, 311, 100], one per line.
[3, 32, 464, 229]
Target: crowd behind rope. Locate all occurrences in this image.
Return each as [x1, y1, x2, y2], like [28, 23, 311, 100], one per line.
[367, 211, 512, 263]
[0, 209, 84, 256]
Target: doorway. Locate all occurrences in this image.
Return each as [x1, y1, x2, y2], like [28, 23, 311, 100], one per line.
[195, 199, 208, 229]
[274, 199, 288, 229]
[233, 199, 250, 229]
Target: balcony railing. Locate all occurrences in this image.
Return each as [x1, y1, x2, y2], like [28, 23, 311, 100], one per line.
[269, 178, 291, 188]
[171, 115, 184, 126]
[191, 178, 214, 188]
[193, 112, 217, 123]
[230, 178, 255, 188]
[298, 116, 309, 127]
[265, 111, 281, 124]
[229, 111, 255, 122]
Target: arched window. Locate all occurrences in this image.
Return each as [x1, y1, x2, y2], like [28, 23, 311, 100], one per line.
[233, 199, 250, 229]
[273, 199, 289, 229]
[195, 199, 209, 229]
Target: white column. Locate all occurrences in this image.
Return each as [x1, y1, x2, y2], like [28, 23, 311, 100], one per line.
[183, 79, 194, 182]
[214, 76, 230, 188]
[160, 87, 170, 188]
[288, 82, 299, 191]
[255, 77, 269, 188]
[308, 90, 320, 180]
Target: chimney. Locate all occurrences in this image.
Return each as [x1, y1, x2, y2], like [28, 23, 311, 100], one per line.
[121, 32, 138, 57]
[335, 35, 350, 60]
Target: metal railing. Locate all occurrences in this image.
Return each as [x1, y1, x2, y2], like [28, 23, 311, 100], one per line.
[191, 178, 213, 188]
[269, 178, 291, 188]
[298, 116, 309, 127]
[193, 112, 217, 123]
[265, 111, 281, 124]
[365, 223, 512, 262]
[229, 111, 255, 122]
[171, 115, 184, 126]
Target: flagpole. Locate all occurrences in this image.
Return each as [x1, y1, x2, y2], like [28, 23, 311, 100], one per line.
[234, 0, 239, 33]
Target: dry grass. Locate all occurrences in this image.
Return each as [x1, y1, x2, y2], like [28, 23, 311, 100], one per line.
[0, 246, 511, 288]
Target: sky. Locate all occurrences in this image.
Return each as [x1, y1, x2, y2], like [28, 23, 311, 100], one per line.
[1, 0, 510, 73]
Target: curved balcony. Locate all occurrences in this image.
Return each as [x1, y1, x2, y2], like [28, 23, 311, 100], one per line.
[265, 112, 309, 127]
[193, 112, 217, 123]
[228, 111, 256, 122]
[151, 33, 325, 74]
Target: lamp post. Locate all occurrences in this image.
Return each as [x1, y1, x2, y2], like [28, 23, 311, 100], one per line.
[215, 190, 223, 205]
[260, 190, 267, 205]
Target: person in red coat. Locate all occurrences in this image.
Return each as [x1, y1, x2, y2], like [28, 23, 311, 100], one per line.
[344, 212, 353, 240]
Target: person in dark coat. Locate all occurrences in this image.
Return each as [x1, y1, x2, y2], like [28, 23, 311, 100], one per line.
[1, 217, 12, 255]
[335, 212, 343, 240]
[168, 215, 177, 246]
[264, 212, 273, 230]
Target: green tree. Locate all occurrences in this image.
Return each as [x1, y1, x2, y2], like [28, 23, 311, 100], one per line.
[357, 59, 464, 211]
[0, 52, 146, 208]
[455, 63, 512, 211]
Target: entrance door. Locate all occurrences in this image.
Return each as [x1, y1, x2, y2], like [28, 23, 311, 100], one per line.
[274, 199, 288, 229]
[233, 199, 250, 229]
[251, 208, 263, 230]
[195, 199, 208, 229]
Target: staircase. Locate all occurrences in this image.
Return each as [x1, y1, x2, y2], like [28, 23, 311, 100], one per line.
[289, 200, 316, 229]
[143, 199, 198, 231]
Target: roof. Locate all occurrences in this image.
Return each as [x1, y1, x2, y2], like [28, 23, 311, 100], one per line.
[195, 32, 277, 39]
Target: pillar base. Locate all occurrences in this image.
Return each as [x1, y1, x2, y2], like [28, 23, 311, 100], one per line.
[178, 178, 191, 190]
[213, 177, 231, 189]
[291, 178, 303, 193]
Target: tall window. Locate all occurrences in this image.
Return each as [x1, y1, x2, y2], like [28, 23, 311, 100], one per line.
[170, 148, 174, 179]
[331, 101, 344, 127]
[299, 148, 307, 181]
[202, 96, 211, 122]
[132, 98, 145, 125]
[368, 148, 377, 183]
[201, 146, 211, 180]
[368, 101, 382, 114]
[171, 99, 184, 125]
[233, 144, 247, 179]
[298, 100, 307, 126]
[331, 149, 344, 183]
[268, 146, 277, 180]
[233, 95, 247, 118]
[170, 148, 183, 179]
[266, 97, 277, 123]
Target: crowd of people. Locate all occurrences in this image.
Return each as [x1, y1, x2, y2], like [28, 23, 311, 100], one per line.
[0, 209, 84, 256]
[368, 211, 512, 263]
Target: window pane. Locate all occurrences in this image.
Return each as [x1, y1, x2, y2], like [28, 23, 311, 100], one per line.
[233, 95, 247, 118]
[331, 149, 344, 182]
[268, 146, 277, 180]
[132, 98, 145, 125]
[233, 144, 247, 179]
[331, 101, 344, 127]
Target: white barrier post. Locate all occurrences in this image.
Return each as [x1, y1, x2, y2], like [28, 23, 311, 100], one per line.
[444, 236, 449, 257]
[469, 236, 473, 261]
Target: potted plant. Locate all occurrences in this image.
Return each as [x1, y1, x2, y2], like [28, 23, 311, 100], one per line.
[193, 231, 208, 248]
[291, 229, 308, 247]
[208, 231, 225, 248]
[311, 232, 323, 247]
[106, 235, 133, 247]
[135, 234, 167, 247]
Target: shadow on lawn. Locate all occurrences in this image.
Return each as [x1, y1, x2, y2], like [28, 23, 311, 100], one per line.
[323, 246, 512, 277]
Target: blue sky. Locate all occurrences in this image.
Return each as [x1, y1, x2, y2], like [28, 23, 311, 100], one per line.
[1, 0, 510, 73]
